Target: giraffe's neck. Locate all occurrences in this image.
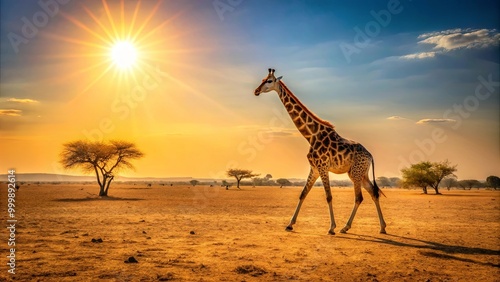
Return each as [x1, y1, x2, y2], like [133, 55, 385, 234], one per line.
[277, 81, 334, 143]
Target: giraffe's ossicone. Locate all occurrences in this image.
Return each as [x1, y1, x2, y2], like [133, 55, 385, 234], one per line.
[254, 68, 387, 235]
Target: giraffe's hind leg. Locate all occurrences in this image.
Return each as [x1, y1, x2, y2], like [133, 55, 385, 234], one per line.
[286, 167, 319, 232]
[340, 181, 363, 233]
[362, 176, 387, 234]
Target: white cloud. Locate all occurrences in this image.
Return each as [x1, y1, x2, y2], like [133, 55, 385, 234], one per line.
[416, 118, 456, 124]
[400, 28, 500, 60]
[419, 28, 500, 50]
[7, 98, 39, 104]
[399, 52, 436, 60]
[0, 109, 22, 117]
[387, 115, 407, 120]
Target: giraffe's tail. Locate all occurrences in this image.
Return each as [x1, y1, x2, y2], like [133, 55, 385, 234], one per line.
[371, 158, 386, 199]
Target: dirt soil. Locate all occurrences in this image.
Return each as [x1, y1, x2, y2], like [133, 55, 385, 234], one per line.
[0, 183, 499, 281]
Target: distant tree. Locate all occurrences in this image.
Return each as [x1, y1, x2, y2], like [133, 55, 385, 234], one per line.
[376, 176, 391, 187]
[442, 177, 458, 191]
[458, 179, 481, 190]
[401, 160, 457, 194]
[60, 140, 144, 196]
[330, 179, 352, 187]
[486, 176, 500, 190]
[252, 177, 262, 186]
[276, 178, 292, 188]
[389, 177, 401, 187]
[430, 160, 457, 194]
[401, 162, 434, 193]
[226, 169, 259, 189]
[251, 174, 274, 186]
[190, 180, 199, 187]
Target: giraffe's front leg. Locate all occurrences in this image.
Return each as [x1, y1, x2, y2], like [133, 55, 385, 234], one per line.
[286, 200, 303, 231]
[286, 167, 318, 232]
[319, 167, 336, 235]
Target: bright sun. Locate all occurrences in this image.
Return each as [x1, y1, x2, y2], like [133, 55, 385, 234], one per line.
[110, 41, 137, 70]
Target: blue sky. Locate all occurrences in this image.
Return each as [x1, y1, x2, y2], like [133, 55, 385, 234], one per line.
[1, 0, 499, 180]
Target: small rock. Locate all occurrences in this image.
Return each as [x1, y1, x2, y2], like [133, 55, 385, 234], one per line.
[157, 273, 175, 281]
[91, 238, 103, 243]
[142, 231, 147, 234]
[190, 231, 196, 235]
[124, 256, 138, 263]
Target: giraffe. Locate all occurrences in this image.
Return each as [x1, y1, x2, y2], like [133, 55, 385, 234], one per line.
[253, 68, 386, 235]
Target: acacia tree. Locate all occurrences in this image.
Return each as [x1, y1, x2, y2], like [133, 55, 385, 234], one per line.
[486, 176, 500, 190]
[60, 140, 144, 196]
[458, 179, 481, 190]
[190, 180, 199, 186]
[376, 176, 391, 187]
[276, 178, 292, 188]
[401, 160, 457, 194]
[401, 162, 434, 193]
[442, 177, 458, 190]
[227, 169, 259, 189]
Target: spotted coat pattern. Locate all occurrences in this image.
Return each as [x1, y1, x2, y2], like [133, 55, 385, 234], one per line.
[254, 69, 387, 235]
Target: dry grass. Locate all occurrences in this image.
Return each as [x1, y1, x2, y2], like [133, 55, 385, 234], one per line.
[0, 183, 499, 281]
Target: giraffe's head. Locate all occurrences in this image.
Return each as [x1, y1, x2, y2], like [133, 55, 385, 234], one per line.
[254, 68, 283, 96]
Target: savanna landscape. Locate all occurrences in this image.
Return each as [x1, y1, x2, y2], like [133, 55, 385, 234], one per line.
[1, 1, 499, 281]
[1, 183, 498, 281]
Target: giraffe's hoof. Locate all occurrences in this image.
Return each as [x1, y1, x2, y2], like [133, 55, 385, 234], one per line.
[340, 228, 348, 234]
[285, 226, 293, 232]
[328, 230, 335, 235]
[380, 229, 387, 234]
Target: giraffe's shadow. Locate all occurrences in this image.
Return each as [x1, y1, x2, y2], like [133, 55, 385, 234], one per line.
[339, 233, 500, 268]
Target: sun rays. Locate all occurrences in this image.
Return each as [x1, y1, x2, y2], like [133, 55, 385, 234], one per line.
[34, 0, 243, 133]
[46, 0, 182, 95]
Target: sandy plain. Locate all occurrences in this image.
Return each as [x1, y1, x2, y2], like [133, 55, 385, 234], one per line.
[0, 183, 499, 281]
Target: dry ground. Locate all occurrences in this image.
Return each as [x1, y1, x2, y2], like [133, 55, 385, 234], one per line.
[0, 183, 499, 281]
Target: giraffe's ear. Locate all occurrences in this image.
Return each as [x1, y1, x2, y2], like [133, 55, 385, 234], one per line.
[276, 76, 283, 81]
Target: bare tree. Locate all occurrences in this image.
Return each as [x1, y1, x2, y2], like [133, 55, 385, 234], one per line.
[226, 169, 259, 189]
[60, 140, 144, 196]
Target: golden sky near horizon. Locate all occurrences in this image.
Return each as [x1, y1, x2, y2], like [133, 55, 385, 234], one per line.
[1, 1, 499, 181]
